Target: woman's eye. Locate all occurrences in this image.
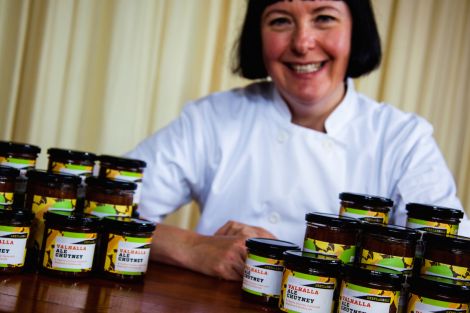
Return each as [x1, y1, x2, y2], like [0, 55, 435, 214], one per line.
[315, 15, 336, 24]
[268, 17, 291, 27]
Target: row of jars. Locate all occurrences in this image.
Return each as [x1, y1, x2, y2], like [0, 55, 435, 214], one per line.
[0, 208, 156, 282]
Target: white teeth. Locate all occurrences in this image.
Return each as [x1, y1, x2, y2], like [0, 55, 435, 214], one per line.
[292, 63, 322, 73]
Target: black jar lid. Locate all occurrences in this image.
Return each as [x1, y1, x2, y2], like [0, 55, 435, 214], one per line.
[409, 275, 470, 300]
[305, 212, 360, 228]
[44, 210, 100, 228]
[0, 166, 20, 178]
[102, 216, 156, 233]
[422, 232, 470, 251]
[0, 209, 34, 223]
[0, 141, 41, 155]
[26, 169, 81, 185]
[406, 203, 464, 219]
[339, 192, 393, 207]
[362, 222, 420, 241]
[48, 148, 97, 162]
[246, 238, 299, 257]
[342, 264, 405, 287]
[283, 250, 341, 273]
[85, 176, 137, 191]
[98, 155, 146, 169]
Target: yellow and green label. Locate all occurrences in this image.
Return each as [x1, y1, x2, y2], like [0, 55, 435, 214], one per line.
[0, 225, 30, 267]
[42, 229, 97, 272]
[304, 238, 356, 264]
[0, 156, 36, 170]
[51, 162, 93, 177]
[421, 259, 470, 281]
[340, 206, 389, 224]
[104, 234, 151, 275]
[360, 248, 414, 272]
[407, 218, 458, 236]
[407, 292, 469, 313]
[104, 169, 142, 181]
[339, 281, 400, 313]
[0, 192, 14, 208]
[242, 253, 284, 297]
[84, 200, 132, 218]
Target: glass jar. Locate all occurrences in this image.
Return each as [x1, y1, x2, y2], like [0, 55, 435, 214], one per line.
[47, 148, 97, 179]
[97, 155, 146, 217]
[40, 210, 99, 278]
[279, 251, 341, 313]
[0, 209, 33, 274]
[242, 238, 299, 307]
[421, 232, 470, 281]
[338, 264, 405, 313]
[0, 166, 20, 210]
[25, 170, 81, 269]
[359, 222, 419, 272]
[303, 212, 360, 264]
[84, 177, 136, 218]
[339, 192, 393, 225]
[0, 141, 41, 174]
[98, 216, 156, 283]
[407, 275, 470, 313]
[406, 203, 464, 236]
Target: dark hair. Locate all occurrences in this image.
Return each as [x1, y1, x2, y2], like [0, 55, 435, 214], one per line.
[232, 0, 382, 79]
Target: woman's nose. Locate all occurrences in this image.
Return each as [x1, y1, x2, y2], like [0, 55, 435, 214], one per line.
[291, 25, 316, 55]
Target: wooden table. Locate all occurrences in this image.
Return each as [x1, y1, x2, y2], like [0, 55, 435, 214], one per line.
[0, 262, 274, 313]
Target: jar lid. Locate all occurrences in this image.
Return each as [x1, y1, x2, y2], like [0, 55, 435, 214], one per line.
[0, 209, 34, 223]
[410, 275, 470, 300]
[98, 155, 146, 169]
[0, 166, 20, 178]
[44, 210, 100, 228]
[283, 250, 341, 273]
[102, 216, 156, 233]
[305, 212, 360, 228]
[26, 169, 81, 185]
[246, 238, 299, 256]
[406, 203, 464, 219]
[47, 148, 97, 162]
[362, 222, 420, 241]
[85, 176, 137, 191]
[342, 264, 405, 287]
[0, 141, 41, 155]
[423, 232, 470, 251]
[339, 192, 394, 207]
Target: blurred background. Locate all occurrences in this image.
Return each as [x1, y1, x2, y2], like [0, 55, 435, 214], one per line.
[1, 0, 469, 228]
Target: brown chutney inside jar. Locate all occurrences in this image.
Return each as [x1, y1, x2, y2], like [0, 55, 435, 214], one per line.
[303, 212, 360, 264]
[84, 176, 136, 218]
[339, 192, 393, 224]
[420, 232, 470, 281]
[0, 166, 20, 210]
[359, 222, 419, 272]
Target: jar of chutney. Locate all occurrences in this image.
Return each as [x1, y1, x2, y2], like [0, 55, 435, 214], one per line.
[303, 212, 360, 264]
[40, 210, 99, 278]
[0, 166, 20, 210]
[242, 238, 299, 307]
[0, 209, 33, 274]
[99, 216, 156, 283]
[47, 148, 96, 179]
[0, 141, 41, 175]
[406, 203, 464, 236]
[339, 192, 393, 225]
[84, 176, 136, 218]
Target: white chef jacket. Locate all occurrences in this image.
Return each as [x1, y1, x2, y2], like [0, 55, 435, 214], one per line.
[127, 79, 469, 246]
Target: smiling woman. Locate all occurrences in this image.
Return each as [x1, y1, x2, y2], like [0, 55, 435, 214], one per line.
[0, 0, 470, 280]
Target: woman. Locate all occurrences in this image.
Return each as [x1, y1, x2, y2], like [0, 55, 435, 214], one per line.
[127, 0, 467, 281]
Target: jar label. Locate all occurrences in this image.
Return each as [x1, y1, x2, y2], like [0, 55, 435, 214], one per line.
[338, 281, 400, 313]
[279, 268, 336, 313]
[0, 225, 29, 267]
[42, 229, 97, 272]
[104, 234, 151, 275]
[340, 206, 389, 224]
[242, 253, 284, 297]
[85, 201, 132, 218]
[360, 248, 414, 272]
[0, 157, 36, 170]
[421, 258, 470, 281]
[51, 162, 94, 177]
[407, 218, 458, 236]
[0, 192, 14, 206]
[304, 238, 356, 263]
[407, 292, 469, 313]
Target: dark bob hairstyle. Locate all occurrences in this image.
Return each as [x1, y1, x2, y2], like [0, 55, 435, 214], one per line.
[232, 0, 382, 79]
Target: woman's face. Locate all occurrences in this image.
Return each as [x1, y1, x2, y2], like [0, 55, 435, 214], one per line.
[261, 0, 352, 120]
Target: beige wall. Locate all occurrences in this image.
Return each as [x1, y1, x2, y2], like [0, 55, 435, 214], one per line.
[1, 0, 469, 228]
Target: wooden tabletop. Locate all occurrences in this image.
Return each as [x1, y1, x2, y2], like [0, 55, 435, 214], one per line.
[0, 262, 275, 313]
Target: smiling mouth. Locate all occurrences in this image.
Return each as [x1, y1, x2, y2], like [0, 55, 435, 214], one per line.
[290, 62, 324, 74]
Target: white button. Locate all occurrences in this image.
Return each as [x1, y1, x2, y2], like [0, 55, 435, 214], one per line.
[268, 212, 281, 224]
[277, 131, 288, 143]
